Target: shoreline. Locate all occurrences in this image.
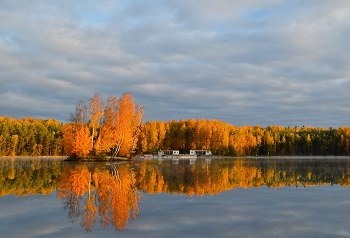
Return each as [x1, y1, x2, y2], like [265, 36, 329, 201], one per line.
[2, 155, 350, 160]
[0, 156, 67, 159]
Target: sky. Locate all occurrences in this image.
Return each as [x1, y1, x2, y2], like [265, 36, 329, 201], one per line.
[1, 0, 350, 127]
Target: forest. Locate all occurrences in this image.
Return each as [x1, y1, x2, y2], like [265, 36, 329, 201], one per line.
[1, 91, 350, 157]
[0, 116, 63, 156]
[1, 117, 350, 157]
[0, 93, 144, 159]
[138, 119, 350, 156]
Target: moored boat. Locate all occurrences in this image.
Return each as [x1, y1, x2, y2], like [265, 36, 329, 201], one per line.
[139, 149, 213, 159]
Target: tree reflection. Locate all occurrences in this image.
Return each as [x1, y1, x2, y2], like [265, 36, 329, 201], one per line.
[4, 158, 350, 231]
[0, 158, 62, 196]
[134, 158, 350, 196]
[56, 163, 141, 232]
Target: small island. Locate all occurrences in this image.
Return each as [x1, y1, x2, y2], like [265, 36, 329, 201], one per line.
[62, 92, 144, 161]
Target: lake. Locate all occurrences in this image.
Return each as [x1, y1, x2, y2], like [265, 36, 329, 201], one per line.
[1, 156, 350, 237]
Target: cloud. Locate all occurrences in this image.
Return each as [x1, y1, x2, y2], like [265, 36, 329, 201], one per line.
[0, 1, 350, 127]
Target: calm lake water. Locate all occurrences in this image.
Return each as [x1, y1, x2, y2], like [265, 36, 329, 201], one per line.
[1, 156, 350, 238]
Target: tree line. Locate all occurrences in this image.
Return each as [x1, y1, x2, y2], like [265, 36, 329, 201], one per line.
[1, 103, 350, 157]
[0, 93, 143, 158]
[138, 119, 350, 156]
[0, 116, 63, 156]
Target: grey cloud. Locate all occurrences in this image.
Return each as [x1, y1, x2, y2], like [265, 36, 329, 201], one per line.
[1, 1, 350, 127]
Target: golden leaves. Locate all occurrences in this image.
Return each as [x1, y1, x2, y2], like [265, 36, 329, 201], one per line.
[56, 164, 141, 231]
[62, 124, 91, 158]
[62, 93, 143, 159]
[57, 165, 90, 199]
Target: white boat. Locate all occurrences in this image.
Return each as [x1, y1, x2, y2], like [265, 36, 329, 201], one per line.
[141, 149, 213, 159]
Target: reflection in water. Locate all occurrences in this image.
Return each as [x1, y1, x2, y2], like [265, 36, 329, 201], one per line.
[2, 157, 350, 232]
[134, 158, 350, 196]
[0, 157, 62, 196]
[56, 163, 141, 231]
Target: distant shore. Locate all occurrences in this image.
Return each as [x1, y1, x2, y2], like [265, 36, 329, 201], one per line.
[0, 156, 67, 159]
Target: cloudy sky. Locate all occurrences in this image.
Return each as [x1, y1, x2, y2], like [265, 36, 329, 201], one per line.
[1, 0, 350, 127]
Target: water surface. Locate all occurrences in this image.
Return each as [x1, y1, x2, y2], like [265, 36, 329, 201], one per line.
[1, 157, 350, 237]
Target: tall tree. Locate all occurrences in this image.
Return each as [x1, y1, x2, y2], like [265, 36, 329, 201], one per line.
[70, 100, 87, 126]
[115, 93, 143, 157]
[88, 93, 104, 151]
[97, 96, 118, 152]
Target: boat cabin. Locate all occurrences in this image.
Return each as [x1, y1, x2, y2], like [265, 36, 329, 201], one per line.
[189, 150, 212, 156]
[158, 150, 180, 156]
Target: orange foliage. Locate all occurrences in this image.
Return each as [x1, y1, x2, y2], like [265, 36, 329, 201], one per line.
[115, 93, 134, 156]
[140, 119, 266, 156]
[136, 164, 165, 194]
[57, 164, 141, 231]
[57, 165, 90, 199]
[62, 124, 91, 158]
[135, 159, 267, 196]
[80, 194, 98, 232]
[115, 93, 144, 157]
[62, 124, 75, 156]
[62, 92, 143, 159]
[73, 126, 92, 158]
[96, 96, 117, 152]
[88, 93, 104, 150]
[92, 169, 113, 227]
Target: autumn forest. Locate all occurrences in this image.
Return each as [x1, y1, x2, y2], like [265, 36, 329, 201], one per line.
[1, 93, 350, 157]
